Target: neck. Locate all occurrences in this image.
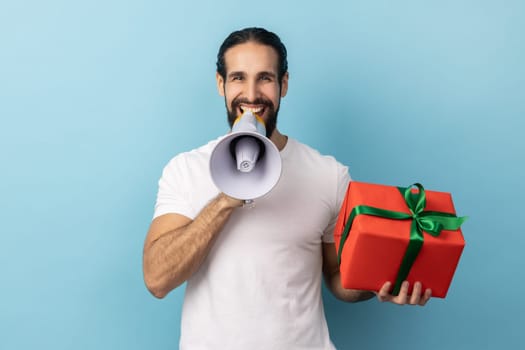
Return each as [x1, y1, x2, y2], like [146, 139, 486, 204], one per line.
[269, 129, 288, 151]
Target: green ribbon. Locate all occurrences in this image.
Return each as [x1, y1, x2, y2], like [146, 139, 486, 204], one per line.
[337, 183, 467, 295]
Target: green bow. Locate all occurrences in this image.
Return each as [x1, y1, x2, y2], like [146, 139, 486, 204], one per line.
[337, 183, 467, 295]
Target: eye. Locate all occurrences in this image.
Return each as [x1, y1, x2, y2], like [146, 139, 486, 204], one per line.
[230, 74, 244, 82]
[259, 74, 273, 82]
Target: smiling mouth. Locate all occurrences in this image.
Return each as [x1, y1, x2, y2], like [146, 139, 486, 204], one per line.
[239, 104, 265, 116]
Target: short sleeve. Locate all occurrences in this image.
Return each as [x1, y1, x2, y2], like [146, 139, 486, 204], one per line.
[153, 155, 196, 220]
[322, 161, 351, 243]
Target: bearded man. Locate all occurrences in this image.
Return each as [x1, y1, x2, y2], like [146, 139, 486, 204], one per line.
[143, 27, 431, 350]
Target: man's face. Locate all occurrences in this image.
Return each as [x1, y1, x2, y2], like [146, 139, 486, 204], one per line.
[216, 42, 288, 138]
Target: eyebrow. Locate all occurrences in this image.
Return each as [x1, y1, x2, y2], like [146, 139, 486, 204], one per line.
[227, 71, 277, 78]
[227, 71, 245, 78]
[257, 71, 277, 78]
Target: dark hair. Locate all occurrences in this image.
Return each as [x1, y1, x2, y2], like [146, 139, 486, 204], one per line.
[216, 27, 288, 84]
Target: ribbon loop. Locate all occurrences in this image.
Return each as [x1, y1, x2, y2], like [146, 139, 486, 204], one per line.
[416, 217, 444, 235]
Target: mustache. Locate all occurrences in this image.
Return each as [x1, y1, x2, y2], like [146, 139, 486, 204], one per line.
[231, 97, 274, 111]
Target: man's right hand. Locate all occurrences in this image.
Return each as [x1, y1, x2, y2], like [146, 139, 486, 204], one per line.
[217, 192, 244, 209]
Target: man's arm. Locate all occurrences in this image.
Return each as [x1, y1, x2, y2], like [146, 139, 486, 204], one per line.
[143, 193, 242, 298]
[322, 243, 375, 302]
[322, 243, 432, 305]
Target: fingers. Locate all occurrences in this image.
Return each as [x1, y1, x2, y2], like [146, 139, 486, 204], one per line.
[396, 281, 409, 305]
[419, 288, 432, 306]
[376, 281, 431, 306]
[376, 282, 392, 302]
[409, 282, 422, 305]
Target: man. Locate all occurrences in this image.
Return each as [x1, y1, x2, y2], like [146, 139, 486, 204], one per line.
[143, 27, 431, 349]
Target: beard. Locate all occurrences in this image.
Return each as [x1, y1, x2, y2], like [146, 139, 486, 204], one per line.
[226, 96, 280, 138]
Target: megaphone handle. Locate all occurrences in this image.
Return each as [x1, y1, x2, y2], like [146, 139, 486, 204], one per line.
[243, 199, 255, 208]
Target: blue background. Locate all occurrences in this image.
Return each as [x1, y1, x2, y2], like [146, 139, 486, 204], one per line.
[1, 0, 523, 349]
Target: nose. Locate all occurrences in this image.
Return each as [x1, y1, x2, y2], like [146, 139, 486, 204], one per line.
[245, 79, 258, 102]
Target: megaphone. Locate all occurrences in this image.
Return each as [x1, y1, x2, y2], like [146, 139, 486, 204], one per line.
[210, 111, 282, 201]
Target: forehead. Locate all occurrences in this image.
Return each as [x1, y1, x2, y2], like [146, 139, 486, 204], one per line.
[223, 42, 279, 75]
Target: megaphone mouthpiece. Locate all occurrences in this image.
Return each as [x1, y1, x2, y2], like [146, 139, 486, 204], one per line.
[232, 111, 267, 136]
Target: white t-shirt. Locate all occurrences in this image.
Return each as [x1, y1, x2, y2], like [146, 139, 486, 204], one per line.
[154, 137, 351, 350]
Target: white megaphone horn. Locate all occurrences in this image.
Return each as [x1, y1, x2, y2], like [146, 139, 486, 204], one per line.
[210, 111, 282, 201]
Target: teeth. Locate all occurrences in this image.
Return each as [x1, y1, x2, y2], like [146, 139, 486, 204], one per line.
[241, 105, 263, 113]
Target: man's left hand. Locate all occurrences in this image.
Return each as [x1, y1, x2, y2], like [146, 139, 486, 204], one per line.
[376, 281, 431, 306]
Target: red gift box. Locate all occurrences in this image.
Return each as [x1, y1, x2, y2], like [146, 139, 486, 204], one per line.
[334, 181, 466, 298]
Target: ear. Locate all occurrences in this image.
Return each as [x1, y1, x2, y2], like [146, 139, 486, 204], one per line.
[280, 72, 289, 98]
[216, 72, 225, 97]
